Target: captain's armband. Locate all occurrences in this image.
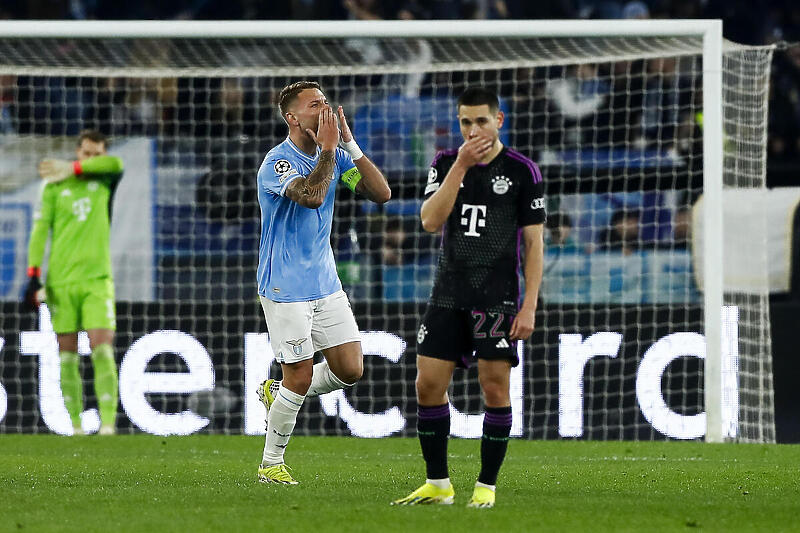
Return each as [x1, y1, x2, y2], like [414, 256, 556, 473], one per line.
[341, 167, 363, 193]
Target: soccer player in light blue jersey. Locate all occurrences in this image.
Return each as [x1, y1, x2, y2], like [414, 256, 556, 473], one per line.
[256, 81, 391, 484]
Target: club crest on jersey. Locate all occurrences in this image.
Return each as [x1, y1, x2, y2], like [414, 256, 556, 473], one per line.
[274, 159, 292, 175]
[492, 176, 511, 195]
[427, 167, 438, 183]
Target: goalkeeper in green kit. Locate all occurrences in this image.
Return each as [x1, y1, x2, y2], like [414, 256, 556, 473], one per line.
[24, 130, 124, 436]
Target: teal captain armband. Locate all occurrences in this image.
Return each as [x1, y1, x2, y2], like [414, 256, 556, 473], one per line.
[341, 166, 363, 192]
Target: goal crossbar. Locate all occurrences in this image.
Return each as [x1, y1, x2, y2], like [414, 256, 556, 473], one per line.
[0, 19, 725, 39]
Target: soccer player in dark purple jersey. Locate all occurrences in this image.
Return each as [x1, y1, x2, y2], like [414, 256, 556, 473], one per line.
[393, 88, 545, 508]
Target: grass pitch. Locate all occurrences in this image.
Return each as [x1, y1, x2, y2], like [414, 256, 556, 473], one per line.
[1, 435, 798, 532]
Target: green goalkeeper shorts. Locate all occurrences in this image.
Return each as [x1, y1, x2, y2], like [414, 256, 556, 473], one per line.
[46, 278, 116, 334]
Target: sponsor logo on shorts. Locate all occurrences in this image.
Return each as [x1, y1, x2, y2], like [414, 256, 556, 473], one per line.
[496, 338, 510, 348]
[286, 338, 308, 355]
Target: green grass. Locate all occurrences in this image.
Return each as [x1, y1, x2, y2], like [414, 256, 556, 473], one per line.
[1, 436, 798, 532]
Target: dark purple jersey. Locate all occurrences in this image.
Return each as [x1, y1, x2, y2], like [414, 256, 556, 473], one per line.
[424, 146, 545, 313]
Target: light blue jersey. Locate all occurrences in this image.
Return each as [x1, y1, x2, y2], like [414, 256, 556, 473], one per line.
[257, 137, 357, 302]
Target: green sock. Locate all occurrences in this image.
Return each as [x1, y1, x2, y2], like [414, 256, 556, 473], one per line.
[59, 351, 83, 427]
[91, 344, 118, 427]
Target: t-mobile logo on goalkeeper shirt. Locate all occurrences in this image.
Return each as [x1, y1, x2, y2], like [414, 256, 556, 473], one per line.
[460, 204, 486, 237]
[72, 198, 91, 221]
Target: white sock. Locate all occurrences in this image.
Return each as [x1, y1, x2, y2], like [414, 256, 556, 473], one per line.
[427, 478, 451, 489]
[475, 481, 496, 492]
[262, 384, 305, 466]
[305, 360, 350, 397]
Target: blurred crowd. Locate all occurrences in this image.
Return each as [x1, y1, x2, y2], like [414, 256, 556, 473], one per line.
[1, 0, 798, 161]
[1, 0, 798, 302]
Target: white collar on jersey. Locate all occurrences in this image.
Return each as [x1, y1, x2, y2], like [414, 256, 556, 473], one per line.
[285, 136, 321, 161]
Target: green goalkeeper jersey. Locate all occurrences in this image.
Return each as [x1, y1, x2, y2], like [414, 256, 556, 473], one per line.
[27, 155, 124, 287]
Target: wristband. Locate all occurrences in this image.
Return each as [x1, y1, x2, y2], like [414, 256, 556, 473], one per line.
[73, 161, 83, 176]
[341, 139, 364, 161]
[27, 266, 41, 278]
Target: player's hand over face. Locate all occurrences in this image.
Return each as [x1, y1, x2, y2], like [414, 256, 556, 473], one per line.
[337, 106, 354, 143]
[509, 306, 535, 341]
[456, 134, 494, 168]
[306, 107, 339, 152]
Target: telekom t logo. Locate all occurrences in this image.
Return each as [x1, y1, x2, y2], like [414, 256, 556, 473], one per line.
[460, 204, 486, 237]
[72, 198, 91, 221]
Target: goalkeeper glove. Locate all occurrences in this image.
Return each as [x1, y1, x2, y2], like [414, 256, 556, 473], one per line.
[38, 159, 82, 184]
[23, 267, 45, 312]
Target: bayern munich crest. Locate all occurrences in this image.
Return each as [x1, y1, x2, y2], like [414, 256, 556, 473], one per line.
[492, 175, 511, 194]
[274, 159, 292, 174]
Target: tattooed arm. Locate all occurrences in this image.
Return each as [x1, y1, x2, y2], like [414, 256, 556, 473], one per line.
[284, 150, 336, 209]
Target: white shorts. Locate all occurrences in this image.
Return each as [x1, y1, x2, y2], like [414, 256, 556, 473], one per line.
[259, 289, 361, 364]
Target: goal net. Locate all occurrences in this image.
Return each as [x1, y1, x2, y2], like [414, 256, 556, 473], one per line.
[0, 21, 775, 442]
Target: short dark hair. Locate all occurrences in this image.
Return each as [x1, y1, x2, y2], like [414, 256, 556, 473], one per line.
[278, 81, 321, 117]
[457, 87, 499, 113]
[77, 129, 108, 148]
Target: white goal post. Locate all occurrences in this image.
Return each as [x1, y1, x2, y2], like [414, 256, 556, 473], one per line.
[0, 20, 774, 443]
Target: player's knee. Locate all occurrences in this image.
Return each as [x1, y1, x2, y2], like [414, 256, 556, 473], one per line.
[415, 377, 447, 405]
[57, 334, 79, 353]
[339, 360, 363, 385]
[480, 380, 510, 406]
[90, 341, 113, 355]
[90, 338, 113, 351]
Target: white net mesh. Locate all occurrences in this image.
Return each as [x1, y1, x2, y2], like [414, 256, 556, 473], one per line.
[0, 27, 775, 442]
[720, 46, 775, 443]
